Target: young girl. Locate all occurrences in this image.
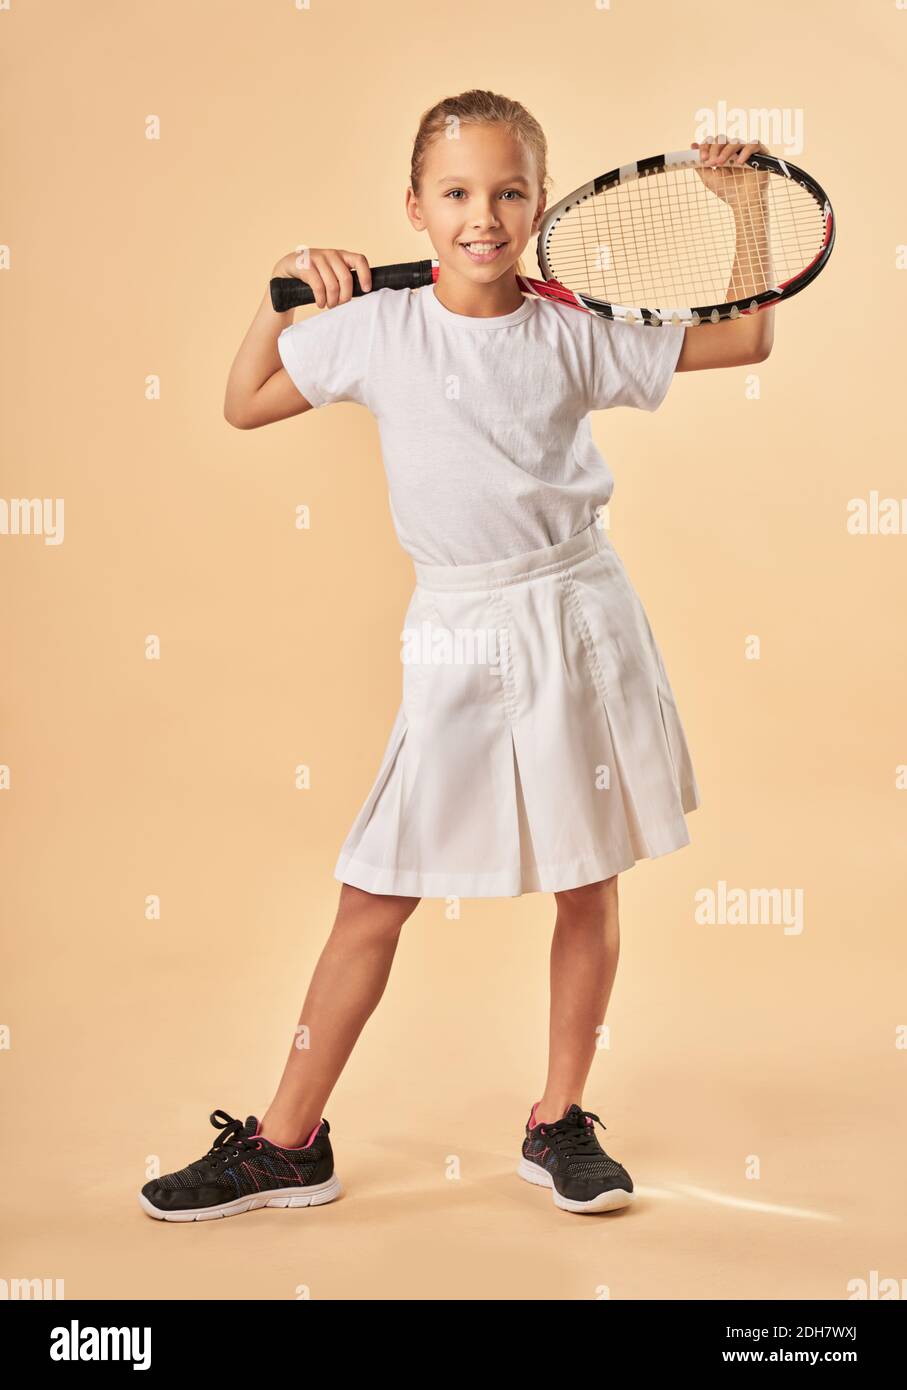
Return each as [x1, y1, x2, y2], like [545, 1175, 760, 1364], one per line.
[140, 90, 772, 1221]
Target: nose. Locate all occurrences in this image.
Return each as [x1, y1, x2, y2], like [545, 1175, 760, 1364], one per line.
[468, 197, 502, 228]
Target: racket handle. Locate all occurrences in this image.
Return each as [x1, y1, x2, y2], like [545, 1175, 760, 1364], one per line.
[270, 259, 435, 312]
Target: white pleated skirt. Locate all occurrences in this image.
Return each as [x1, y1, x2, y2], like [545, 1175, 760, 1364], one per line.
[334, 518, 700, 898]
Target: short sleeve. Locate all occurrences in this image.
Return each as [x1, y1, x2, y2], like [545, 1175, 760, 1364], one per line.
[277, 290, 380, 409]
[586, 315, 685, 413]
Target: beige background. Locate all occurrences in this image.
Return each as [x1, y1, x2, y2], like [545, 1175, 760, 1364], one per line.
[2, 0, 905, 1301]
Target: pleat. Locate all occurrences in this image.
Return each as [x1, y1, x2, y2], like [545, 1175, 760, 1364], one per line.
[333, 536, 700, 898]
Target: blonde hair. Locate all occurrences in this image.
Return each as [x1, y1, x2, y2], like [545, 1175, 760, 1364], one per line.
[410, 88, 551, 279]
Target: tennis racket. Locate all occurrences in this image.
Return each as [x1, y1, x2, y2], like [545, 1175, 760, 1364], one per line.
[270, 147, 834, 327]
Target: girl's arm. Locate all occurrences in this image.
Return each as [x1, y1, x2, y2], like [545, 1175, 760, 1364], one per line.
[223, 249, 372, 429]
[676, 139, 774, 373]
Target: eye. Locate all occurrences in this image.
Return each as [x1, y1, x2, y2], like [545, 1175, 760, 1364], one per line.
[443, 188, 526, 201]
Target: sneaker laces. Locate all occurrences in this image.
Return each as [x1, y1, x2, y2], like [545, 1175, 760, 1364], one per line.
[537, 1106, 608, 1156]
[199, 1109, 260, 1169]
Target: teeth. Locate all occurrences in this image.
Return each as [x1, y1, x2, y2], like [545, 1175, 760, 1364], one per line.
[463, 242, 503, 251]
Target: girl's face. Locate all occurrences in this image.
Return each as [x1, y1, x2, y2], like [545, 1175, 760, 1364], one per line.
[407, 123, 545, 284]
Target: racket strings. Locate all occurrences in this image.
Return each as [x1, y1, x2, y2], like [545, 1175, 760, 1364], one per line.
[563, 174, 778, 297]
[544, 166, 825, 311]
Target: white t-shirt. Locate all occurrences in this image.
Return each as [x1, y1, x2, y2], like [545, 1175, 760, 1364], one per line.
[277, 283, 684, 566]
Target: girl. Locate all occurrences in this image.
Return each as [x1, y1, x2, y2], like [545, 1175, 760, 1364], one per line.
[139, 90, 772, 1221]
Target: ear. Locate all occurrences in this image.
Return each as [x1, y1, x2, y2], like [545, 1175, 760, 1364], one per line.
[404, 185, 426, 233]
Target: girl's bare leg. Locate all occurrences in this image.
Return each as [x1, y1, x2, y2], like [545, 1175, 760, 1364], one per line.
[533, 876, 620, 1123]
[258, 883, 420, 1146]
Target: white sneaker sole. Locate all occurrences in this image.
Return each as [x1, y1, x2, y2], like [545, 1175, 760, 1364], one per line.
[138, 1174, 342, 1222]
[517, 1156, 634, 1213]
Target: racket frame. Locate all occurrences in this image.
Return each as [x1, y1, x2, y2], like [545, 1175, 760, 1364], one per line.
[535, 148, 835, 327]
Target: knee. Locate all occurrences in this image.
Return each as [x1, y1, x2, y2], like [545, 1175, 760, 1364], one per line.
[554, 875, 618, 922]
[335, 883, 421, 935]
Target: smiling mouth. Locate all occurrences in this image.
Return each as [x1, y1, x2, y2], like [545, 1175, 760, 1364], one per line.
[459, 240, 509, 262]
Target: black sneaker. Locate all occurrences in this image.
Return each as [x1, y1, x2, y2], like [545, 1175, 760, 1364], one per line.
[518, 1102, 634, 1213]
[139, 1109, 341, 1222]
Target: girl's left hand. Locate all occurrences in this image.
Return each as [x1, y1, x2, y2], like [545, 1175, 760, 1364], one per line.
[691, 136, 770, 204]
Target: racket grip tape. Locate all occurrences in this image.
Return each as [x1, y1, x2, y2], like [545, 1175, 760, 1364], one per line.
[270, 259, 435, 312]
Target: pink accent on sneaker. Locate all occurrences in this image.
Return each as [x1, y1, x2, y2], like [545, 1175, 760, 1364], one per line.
[242, 1160, 263, 1191]
[529, 1100, 584, 1129]
[253, 1118, 324, 1149]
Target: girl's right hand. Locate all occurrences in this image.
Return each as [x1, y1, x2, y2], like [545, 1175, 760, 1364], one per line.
[271, 248, 372, 309]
